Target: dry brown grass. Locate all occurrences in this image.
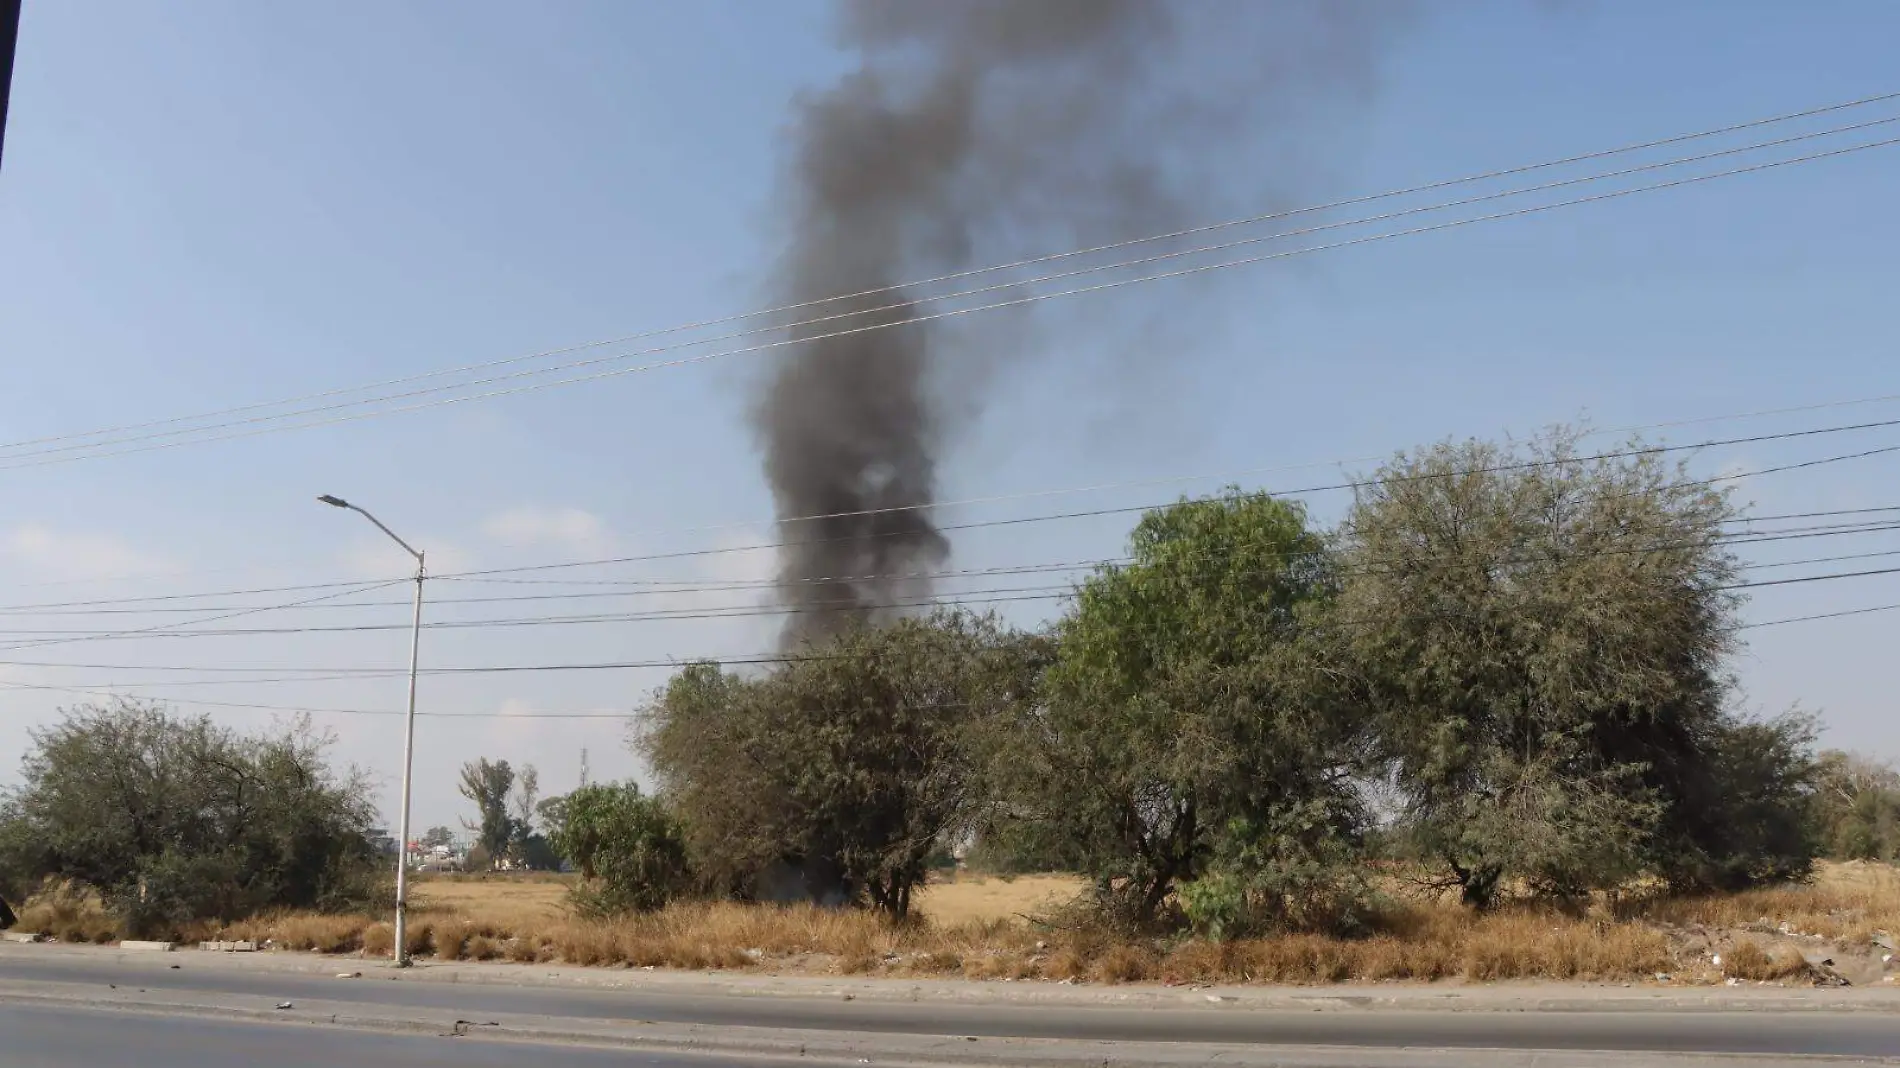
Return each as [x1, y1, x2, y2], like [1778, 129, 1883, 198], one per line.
[10, 863, 1893, 986]
[914, 873, 1087, 925]
[1617, 861, 1900, 943]
[408, 871, 572, 925]
[220, 913, 367, 953]
[11, 882, 119, 944]
[1721, 940, 1812, 982]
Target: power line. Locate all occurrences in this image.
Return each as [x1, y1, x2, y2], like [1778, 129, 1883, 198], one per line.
[5, 380, 1900, 601]
[20, 113, 1900, 467]
[10, 557, 1896, 693]
[0, 679, 635, 720]
[7, 524, 1899, 664]
[0, 422, 1887, 641]
[6, 134, 1898, 473]
[0, 413, 1880, 666]
[1741, 547, 1900, 571]
[11, 586, 1891, 717]
[0, 589, 1076, 643]
[1742, 600, 1900, 629]
[0, 414, 1871, 617]
[0, 579, 412, 655]
[0, 510, 1894, 619]
[0, 577, 419, 613]
[9, 541, 1900, 676]
[431, 420, 1900, 583]
[12, 90, 1894, 460]
[1720, 564, 1900, 590]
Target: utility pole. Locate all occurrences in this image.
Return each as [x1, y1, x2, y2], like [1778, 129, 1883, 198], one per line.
[579, 747, 589, 789]
[1, 0, 22, 173]
[317, 494, 425, 967]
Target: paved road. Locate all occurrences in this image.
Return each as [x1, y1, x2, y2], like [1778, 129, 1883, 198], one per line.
[0, 1004, 762, 1068]
[1, 949, 1898, 1063]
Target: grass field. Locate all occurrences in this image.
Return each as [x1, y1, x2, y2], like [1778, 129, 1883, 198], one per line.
[405, 870, 1088, 928]
[16, 864, 1898, 985]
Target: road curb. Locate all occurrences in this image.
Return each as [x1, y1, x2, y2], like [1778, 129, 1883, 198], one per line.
[7, 940, 1900, 1015]
[0, 986, 1867, 1068]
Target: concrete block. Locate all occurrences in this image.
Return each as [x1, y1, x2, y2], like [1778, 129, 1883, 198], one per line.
[1, 931, 46, 943]
[199, 940, 258, 952]
[118, 940, 175, 952]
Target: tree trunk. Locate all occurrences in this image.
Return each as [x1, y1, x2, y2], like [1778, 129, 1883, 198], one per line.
[1448, 855, 1503, 910]
[1135, 873, 1171, 925]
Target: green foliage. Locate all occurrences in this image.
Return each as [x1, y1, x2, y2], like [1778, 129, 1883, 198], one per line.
[619, 425, 1837, 929]
[1334, 428, 1815, 902]
[1812, 750, 1900, 861]
[0, 796, 50, 904]
[643, 611, 1040, 918]
[986, 489, 1369, 931]
[0, 700, 380, 937]
[420, 826, 455, 850]
[549, 782, 693, 914]
[1396, 742, 1663, 906]
[535, 793, 572, 847]
[507, 765, 543, 867]
[962, 818, 1090, 876]
[1661, 712, 1821, 890]
[1182, 804, 1375, 939]
[458, 758, 517, 868]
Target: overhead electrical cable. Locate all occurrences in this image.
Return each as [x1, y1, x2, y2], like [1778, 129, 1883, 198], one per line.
[4, 536, 1898, 675]
[10, 560, 1896, 692]
[0, 579, 412, 655]
[0, 423, 1886, 644]
[4, 134, 1898, 472]
[0, 516, 1895, 623]
[5, 383, 1900, 599]
[14, 112, 1899, 466]
[431, 421, 1900, 582]
[5, 524, 1899, 656]
[10, 90, 1894, 460]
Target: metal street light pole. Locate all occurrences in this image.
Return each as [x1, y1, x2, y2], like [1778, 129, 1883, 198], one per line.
[317, 494, 424, 967]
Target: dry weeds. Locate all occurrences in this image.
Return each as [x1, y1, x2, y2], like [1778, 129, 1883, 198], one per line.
[10, 865, 1895, 986]
[1721, 940, 1812, 982]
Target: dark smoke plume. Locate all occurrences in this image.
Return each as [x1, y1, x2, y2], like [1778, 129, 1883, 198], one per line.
[757, 0, 1406, 648]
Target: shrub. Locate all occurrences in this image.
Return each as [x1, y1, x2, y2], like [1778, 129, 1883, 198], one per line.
[0, 701, 382, 938]
[550, 782, 695, 915]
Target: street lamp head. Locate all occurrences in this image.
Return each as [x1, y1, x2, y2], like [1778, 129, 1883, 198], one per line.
[317, 494, 350, 509]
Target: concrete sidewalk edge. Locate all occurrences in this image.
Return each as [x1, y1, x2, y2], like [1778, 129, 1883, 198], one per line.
[0, 985, 1876, 1068]
[5, 940, 1900, 1015]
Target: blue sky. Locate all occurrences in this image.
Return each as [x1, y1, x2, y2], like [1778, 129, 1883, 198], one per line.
[1, 1, 1897, 833]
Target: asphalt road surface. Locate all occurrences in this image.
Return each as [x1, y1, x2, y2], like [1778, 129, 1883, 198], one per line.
[2, 947, 1898, 1065]
[0, 1004, 758, 1068]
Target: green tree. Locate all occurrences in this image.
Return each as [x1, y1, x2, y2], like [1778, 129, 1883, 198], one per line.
[1680, 712, 1821, 888]
[457, 758, 516, 868]
[1335, 428, 1811, 903]
[535, 793, 572, 847]
[637, 662, 771, 896]
[506, 764, 550, 868]
[961, 818, 1090, 876]
[419, 826, 455, 851]
[0, 700, 379, 937]
[642, 610, 1040, 919]
[549, 781, 692, 914]
[1813, 749, 1900, 861]
[988, 489, 1369, 933]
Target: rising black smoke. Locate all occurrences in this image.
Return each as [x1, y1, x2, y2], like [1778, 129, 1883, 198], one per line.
[756, 0, 1406, 648]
